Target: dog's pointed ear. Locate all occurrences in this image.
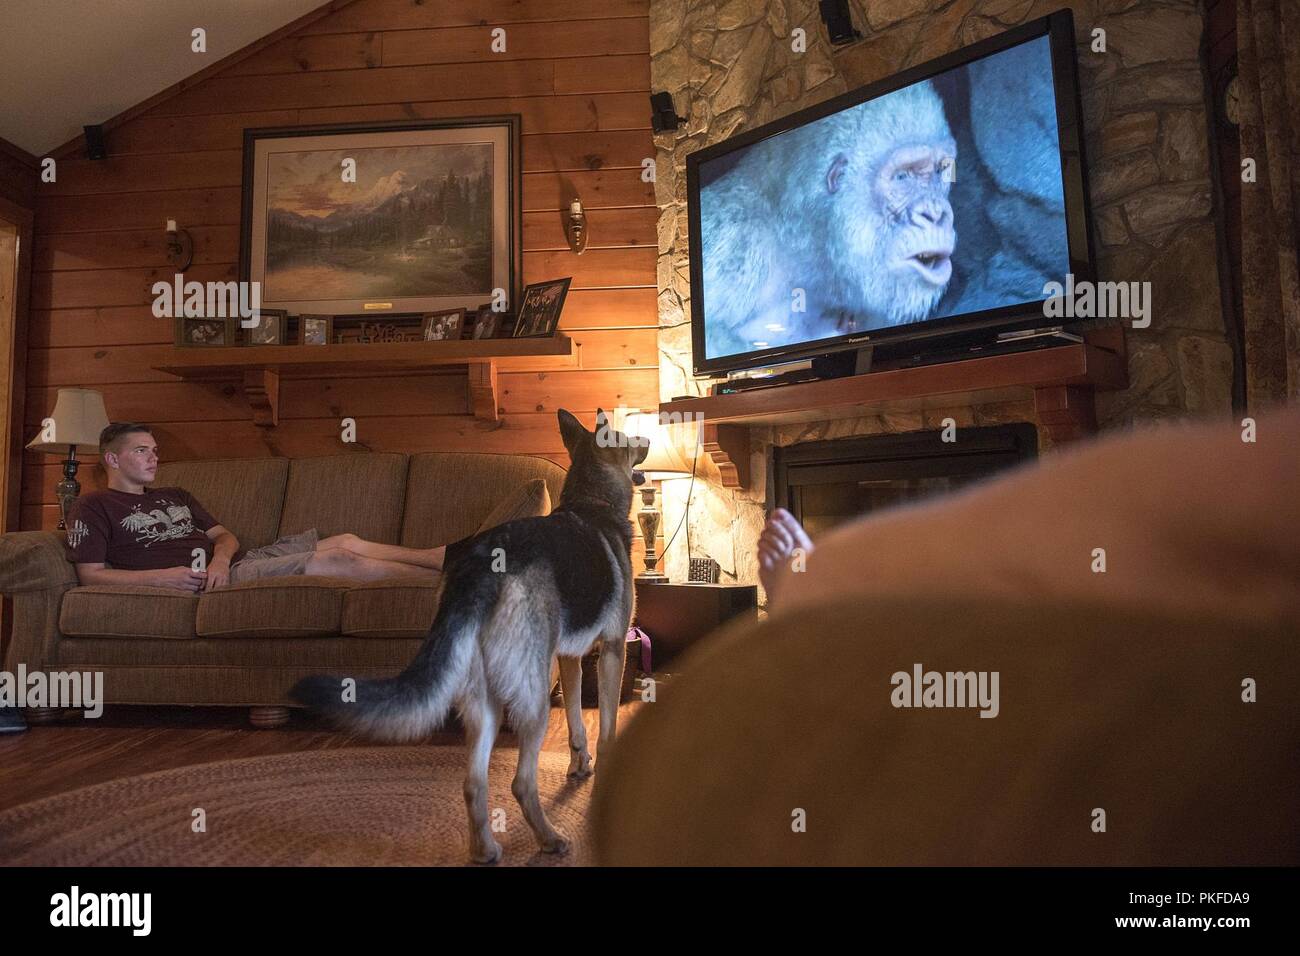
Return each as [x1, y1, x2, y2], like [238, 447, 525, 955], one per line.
[594, 407, 609, 430]
[557, 408, 588, 453]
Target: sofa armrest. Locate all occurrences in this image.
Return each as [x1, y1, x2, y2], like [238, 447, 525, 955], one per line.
[0, 531, 78, 595]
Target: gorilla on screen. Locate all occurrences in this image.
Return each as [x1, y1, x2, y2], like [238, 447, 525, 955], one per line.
[698, 34, 1071, 362]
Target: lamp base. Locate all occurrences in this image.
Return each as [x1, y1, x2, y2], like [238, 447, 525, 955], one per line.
[637, 569, 669, 581]
[55, 449, 82, 532]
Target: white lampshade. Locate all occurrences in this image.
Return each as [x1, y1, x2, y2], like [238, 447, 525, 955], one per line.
[621, 411, 692, 479]
[25, 387, 111, 455]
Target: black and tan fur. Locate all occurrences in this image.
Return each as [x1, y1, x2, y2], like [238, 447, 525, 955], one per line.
[291, 408, 648, 863]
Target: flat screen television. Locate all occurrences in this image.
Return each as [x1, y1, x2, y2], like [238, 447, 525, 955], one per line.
[686, 10, 1094, 375]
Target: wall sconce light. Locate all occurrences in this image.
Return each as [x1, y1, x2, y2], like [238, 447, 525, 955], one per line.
[165, 218, 194, 271]
[566, 198, 588, 255]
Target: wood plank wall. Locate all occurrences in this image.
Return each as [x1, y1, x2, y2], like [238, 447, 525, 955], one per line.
[22, 0, 659, 558]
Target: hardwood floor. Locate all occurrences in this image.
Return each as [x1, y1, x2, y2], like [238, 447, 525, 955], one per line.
[0, 700, 648, 813]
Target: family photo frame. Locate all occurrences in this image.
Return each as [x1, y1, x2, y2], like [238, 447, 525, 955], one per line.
[244, 308, 287, 346]
[421, 308, 465, 341]
[512, 278, 571, 338]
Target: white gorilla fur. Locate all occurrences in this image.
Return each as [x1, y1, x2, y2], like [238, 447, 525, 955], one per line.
[701, 81, 957, 360]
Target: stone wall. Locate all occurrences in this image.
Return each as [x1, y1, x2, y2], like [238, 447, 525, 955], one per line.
[650, 0, 1235, 589]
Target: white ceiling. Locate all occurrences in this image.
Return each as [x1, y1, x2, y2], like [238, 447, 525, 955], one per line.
[0, 0, 331, 156]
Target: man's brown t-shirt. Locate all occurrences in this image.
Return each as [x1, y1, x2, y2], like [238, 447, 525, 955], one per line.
[64, 487, 218, 571]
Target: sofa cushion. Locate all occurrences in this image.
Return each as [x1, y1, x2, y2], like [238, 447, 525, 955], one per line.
[278, 453, 408, 544]
[196, 577, 354, 638]
[153, 457, 289, 550]
[340, 575, 442, 639]
[476, 479, 551, 534]
[60, 586, 198, 640]
[401, 453, 566, 548]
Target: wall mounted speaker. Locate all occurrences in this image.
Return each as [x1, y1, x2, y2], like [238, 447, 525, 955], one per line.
[818, 0, 861, 45]
[650, 91, 685, 134]
[84, 125, 107, 161]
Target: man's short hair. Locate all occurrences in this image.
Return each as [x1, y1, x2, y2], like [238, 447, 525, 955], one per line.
[100, 422, 153, 454]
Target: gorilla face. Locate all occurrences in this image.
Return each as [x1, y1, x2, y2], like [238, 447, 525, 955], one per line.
[828, 135, 958, 327]
[698, 79, 961, 360]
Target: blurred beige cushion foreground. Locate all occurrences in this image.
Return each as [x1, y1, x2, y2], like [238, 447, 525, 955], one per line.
[592, 597, 1298, 866]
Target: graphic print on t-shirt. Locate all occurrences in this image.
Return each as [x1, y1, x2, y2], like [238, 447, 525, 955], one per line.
[120, 502, 198, 547]
[66, 519, 89, 549]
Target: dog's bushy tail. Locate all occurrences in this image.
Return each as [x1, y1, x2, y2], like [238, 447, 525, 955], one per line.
[289, 603, 477, 742]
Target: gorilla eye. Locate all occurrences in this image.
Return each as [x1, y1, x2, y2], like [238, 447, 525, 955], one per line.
[893, 169, 909, 181]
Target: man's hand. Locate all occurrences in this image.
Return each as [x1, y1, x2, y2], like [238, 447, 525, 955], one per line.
[156, 567, 207, 592]
[204, 557, 231, 592]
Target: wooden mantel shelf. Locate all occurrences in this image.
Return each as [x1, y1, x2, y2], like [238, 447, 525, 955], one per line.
[660, 330, 1128, 489]
[153, 335, 573, 426]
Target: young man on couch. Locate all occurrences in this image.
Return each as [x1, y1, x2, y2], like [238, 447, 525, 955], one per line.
[65, 422, 446, 593]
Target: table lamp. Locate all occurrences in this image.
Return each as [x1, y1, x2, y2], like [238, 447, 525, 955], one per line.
[621, 411, 692, 580]
[25, 387, 111, 530]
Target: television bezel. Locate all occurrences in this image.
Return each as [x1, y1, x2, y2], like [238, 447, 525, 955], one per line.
[685, 9, 1096, 376]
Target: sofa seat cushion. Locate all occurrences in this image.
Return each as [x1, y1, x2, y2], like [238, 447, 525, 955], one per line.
[341, 575, 442, 639]
[60, 586, 198, 640]
[476, 479, 551, 534]
[152, 457, 289, 551]
[196, 577, 355, 638]
[401, 453, 566, 549]
[278, 453, 408, 544]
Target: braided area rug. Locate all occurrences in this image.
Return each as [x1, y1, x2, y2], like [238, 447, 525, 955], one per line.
[0, 746, 594, 866]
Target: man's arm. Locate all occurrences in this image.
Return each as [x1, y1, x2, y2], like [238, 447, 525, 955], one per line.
[75, 562, 207, 591]
[204, 524, 239, 591]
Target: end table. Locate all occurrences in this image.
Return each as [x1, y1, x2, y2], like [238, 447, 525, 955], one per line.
[633, 580, 758, 670]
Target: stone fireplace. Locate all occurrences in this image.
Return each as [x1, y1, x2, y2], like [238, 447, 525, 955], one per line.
[651, 0, 1238, 595]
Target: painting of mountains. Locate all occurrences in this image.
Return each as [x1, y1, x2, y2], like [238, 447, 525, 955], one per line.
[258, 142, 495, 303]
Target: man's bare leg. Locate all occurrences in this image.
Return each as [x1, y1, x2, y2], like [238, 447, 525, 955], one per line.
[316, 533, 445, 571]
[306, 547, 440, 583]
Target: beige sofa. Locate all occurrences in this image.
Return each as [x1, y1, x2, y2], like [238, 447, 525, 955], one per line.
[0, 451, 564, 725]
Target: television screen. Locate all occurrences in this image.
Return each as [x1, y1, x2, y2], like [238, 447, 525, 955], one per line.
[688, 13, 1091, 373]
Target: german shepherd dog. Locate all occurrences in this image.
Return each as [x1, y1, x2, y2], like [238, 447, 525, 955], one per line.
[291, 409, 648, 863]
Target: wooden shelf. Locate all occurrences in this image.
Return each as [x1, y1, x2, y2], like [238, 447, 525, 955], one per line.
[661, 329, 1128, 489]
[153, 335, 573, 426]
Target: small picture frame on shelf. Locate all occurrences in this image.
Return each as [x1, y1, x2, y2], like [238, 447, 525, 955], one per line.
[176, 316, 233, 347]
[421, 308, 465, 342]
[245, 308, 287, 346]
[471, 304, 501, 340]
[512, 277, 571, 338]
[300, 314, 333, 346]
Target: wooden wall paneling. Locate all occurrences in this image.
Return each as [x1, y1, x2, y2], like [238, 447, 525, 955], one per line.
[141, 58, 649, 116]
[34, 207, 654, 270]
[1, 166, 36, 667]
[21, 0, 657, 530]
[0, 149, 38, 210]
[25, 328, 655, 388]
[294, 0, 650, 36]
[84, 93, 651, 159]
[1, 185, 36, 536]
[28, 289, 657, 349]
[225, 19, 649, 75]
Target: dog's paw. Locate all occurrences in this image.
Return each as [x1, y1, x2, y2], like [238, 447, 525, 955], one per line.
[539, 832, 571, 855]
[469, 839, 503, 865]
[566, 748, 593, 778]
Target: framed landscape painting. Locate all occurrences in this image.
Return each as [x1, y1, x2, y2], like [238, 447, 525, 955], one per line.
[240, 117, 522, 318]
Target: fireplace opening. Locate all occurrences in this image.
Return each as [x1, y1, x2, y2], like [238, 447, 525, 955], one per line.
[772, 424, 1038, 537]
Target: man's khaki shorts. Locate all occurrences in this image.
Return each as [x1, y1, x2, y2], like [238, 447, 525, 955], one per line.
[228, 528, 319, 584]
